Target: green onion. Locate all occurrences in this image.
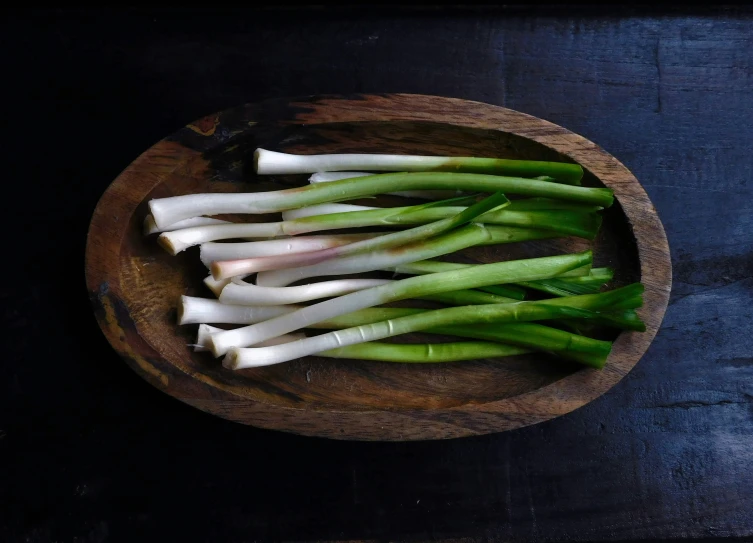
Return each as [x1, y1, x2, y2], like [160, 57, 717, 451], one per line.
[206, 251, 592, 356]
[517, 268, 615, 296]
[177, 296, 296, 325]
[223, 285, 643, 367]
[218, 278, 393, 306]
[577, 309, 646, 332]
[392, 260, 611, 297]
[143, 215, 230, 236]
[428, 323, 611, 368]
[318, 341, 532, 363]
[505, 197, 603, 213]
[475, 284, 528, 300]
[309, 309, 612, 367]
[194, 325, 306, 351]
[308, 171, 464, 200]
[197, 322, 532, 362]
[222, 303, 603, 368]
[420, 290, 517, 305]
[255, 148, 584, 184]
[148, 172, 613, 228]
[197, 234, 381, 266]
[281, 196, 601, 222]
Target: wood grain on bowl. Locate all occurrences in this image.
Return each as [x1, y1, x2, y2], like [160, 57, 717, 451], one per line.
[85, 94, 671, 441]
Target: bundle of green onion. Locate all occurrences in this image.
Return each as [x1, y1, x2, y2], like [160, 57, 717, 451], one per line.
[146, 148, 645, 371]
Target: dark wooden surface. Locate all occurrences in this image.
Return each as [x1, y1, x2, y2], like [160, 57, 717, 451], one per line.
[2, 7, 752, 542]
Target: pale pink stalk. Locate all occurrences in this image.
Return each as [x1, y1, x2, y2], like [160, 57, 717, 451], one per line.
[212, 244, 345, 280]
[199, 233, 380, 268]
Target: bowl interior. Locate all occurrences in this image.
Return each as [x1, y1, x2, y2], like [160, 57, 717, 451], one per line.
[120, 120, 640, 411]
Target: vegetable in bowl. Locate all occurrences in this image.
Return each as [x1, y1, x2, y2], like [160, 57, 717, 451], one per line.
[146, 148, 643, 372]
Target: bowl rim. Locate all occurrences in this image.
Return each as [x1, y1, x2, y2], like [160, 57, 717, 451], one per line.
[85, 93, 672, 441]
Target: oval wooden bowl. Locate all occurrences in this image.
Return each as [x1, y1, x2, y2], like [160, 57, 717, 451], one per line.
[85, 94, 671, 441]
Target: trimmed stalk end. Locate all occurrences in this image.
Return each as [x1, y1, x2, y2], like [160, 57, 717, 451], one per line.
[207, 334, 229, 358]
[198, 245, 211, 269]
[204, 274, 230, 297]
[177, 295, 188, 325]
[600, 189, 615, 208]
[222, 348, 241, 370]
[211, 260, 247, 281]
[157, 232, 183, 255]
[210, 261, 223, 281]
[148, 198, 173, 230]
[253, 148, 262, 174]
[569, 164, 585, 184]
[143, 214, 159, 236]
[195, 324, 221, 352]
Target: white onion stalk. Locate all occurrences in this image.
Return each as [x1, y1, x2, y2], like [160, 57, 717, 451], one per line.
[222, 301, 594, 369]
[177, 296, 298, 325]
[206, 251, 592, 356]
[219, 278, 392, 306]
[195, 325, 532, 364]
[255, 149, 584, 184]
[157, 222, 284, 255]
[309, 171, 462, 200]
[148, 171, 613, 228]
[198, 233, 381, 268]
[194, 325, 305, 352]
[203, 275, 233, 297]
[143, 214, 230, 236]
[281, 203, 377, 220]
[212, 192, 508, 279]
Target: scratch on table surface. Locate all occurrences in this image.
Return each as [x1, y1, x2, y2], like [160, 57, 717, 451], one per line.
[652, 394, 753, 410]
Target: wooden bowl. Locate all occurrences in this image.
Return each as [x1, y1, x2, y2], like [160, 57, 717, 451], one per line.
[85, 94, 671, 441]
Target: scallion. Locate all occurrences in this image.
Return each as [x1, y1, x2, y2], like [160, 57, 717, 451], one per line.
[197, 233, 381, 267]
[219, 278, 392, 306]
[148, 171, 612, 228]
[309, 171, 462, 200]
[222, 303, 601, 368]
[255, 148, 584, 184]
